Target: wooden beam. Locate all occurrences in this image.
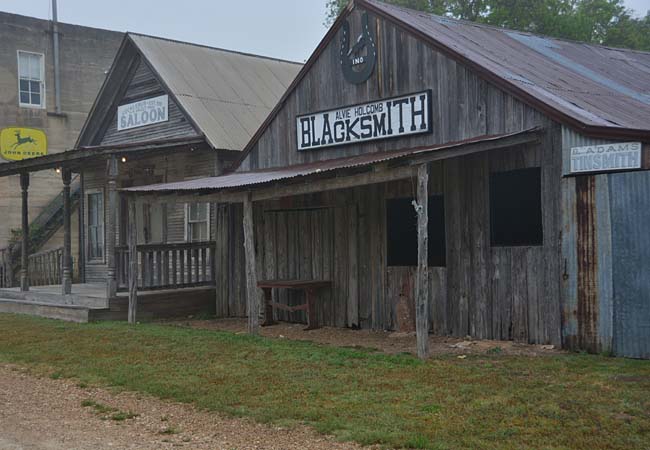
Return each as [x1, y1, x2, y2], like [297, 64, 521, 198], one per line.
[407, 129, 542, 167]
[61, 169, 72, 295]
[106, 156, 118, 299]
[243, 193, 259, 334]
[127, 196, 138, 324]
[415, 164, 429, 359]
[20, 173, 29, 292]
[252, 165, 418, 202]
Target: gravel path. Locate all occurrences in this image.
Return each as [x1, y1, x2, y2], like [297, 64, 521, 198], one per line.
[0, 364, 362, 450]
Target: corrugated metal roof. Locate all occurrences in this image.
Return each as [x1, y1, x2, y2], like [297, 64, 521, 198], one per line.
[364, 0, 650, 131]
[128, 34, 302, 151]
[123, 130, 529, 193]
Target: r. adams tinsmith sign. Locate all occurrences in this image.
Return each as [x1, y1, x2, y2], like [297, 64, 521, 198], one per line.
[296, 90, 432, 151]
[118, 94, 169, 131]
[570, 142, 642, 174]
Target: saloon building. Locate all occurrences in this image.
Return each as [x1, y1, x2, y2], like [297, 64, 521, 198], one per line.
[0, 32, 301, 320]
[1, 0, 649, 360]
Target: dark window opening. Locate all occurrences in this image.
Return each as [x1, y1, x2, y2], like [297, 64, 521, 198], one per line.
[490, 167, 543, 246]
[386, 196, 446, 267]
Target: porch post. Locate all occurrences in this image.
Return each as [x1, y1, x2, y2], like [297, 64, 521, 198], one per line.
[19, 173, 29, 292]
[415, 164, 430, 359]
[78, 172, 86, 283]
[127, 195, 138, 324]
[106, 155, 118, 299]
[243, 193, 259, 334]
[61, 168, 72, 295]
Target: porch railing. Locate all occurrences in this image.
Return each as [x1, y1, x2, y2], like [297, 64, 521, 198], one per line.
[0, 247, 13, 288]
[28, 247, 65, 287]
[116, 241, 217, 292]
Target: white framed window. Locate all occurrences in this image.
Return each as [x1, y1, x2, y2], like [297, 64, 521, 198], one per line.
[17, 51, 45, 108]
[87, 190, 105, 261]
[185, 203, 210, 242]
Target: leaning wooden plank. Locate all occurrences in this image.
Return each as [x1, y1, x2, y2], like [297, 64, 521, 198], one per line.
[127, 197, 138, 324]
[243, 194, 259, 334]
[415, 164, 430, 359]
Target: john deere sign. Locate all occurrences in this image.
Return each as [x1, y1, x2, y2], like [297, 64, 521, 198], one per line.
[0, 127, 47, 161]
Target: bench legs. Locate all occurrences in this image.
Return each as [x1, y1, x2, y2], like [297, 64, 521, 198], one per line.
[304, 288, 319, 331]
[261, 287, 276, 327]
[259, 286, 321, 330]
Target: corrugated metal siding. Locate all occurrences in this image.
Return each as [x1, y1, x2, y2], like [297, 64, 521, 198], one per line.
[609, 171, 650, 359]
[560, 127, 650, 357]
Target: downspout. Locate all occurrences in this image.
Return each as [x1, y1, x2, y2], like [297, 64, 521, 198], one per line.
[52, 0, 62, 115]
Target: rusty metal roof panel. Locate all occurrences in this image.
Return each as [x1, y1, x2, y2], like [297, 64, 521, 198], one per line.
[128, 34, 302, 151]
[364, 0, 650, 131]
[123, 130, 529, 193]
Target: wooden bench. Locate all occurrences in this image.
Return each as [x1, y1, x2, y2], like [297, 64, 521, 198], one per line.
[258, 280, 332, 330]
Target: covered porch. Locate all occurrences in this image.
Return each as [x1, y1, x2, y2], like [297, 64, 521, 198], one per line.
[123, 128, 543, 358]
[0, 138, 221, 322]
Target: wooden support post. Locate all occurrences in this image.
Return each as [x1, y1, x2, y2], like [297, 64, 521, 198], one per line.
[20, 173, 29, 292]
[414, 164, 429, 359]
[106, 155, 118, 299]
[127, 196, 138, 324]
[61, 168, 72, 295]
[243, 193, 259, 334]
[78, 172, 86, 283]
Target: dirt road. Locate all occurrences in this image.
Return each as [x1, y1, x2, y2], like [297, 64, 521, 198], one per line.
[0, 364, 360, 450]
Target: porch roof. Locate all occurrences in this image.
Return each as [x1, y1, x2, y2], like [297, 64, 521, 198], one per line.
[0, 137, 206, 177]
[122, 128, 541, 198]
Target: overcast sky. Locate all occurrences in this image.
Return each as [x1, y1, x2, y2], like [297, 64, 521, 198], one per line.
[2, 0, 649, 62]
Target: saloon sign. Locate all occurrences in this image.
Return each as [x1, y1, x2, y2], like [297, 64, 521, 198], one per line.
[297, 90, 432, 151]
[570, 142, 642, 174]
[117, 94, 169, 131]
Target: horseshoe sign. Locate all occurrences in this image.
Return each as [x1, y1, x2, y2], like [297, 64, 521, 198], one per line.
[340, 12, 377, 84]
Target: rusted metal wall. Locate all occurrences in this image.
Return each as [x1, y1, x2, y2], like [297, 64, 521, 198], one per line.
[609, 172, 650, 359]
[561, 127, 650, 358]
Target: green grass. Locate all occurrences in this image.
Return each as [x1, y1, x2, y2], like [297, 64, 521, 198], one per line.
[1, 314, 649, 449]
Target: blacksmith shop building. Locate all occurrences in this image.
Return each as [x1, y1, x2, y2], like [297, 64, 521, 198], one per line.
[123, 0, 650, 359]
[1, 0, 649, 360]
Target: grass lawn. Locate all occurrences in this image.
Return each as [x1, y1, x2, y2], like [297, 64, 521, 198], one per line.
[0, 314, 649, 449]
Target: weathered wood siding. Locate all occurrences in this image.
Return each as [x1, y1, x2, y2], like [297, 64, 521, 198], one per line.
[99, 57, 199, 146]
[239, 151, 561, 345]
[232, 7, 563, 344]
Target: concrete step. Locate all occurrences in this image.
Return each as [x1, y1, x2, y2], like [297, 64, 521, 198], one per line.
[0, 289, 107, 308]
[0, 298, 92, 323]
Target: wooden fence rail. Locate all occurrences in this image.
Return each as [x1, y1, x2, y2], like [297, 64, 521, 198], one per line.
[116, 241, 217, 292]
[28, 247, 64, 287]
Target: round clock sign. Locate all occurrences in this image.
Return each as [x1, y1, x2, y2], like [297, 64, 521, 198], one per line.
[340, 12, 377, 84]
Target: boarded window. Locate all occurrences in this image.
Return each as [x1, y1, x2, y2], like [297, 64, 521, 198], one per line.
[87, 192, 104, 260]
[17, 51, 44, 108]
[490, 167, 543, 246]
[386, 196, 446, 267]
[185, 203, 210, 242]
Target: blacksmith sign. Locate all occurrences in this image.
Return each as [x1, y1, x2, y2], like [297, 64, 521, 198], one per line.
[117, 94, 169, 131]
[296, 90, 432, 151]
[569, 142, 642, 174]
